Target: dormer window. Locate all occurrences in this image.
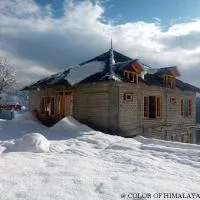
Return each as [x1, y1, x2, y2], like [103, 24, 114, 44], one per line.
[164, 75, 175, 89]
[123, 70, 138, 84]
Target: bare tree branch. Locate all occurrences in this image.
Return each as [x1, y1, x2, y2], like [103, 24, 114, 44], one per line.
[0, 57, 16, 95]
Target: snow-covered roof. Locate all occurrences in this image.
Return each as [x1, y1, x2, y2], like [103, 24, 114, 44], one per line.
[23, 49, 132, 89]
[23, 49, 200, 92]
[66, 61, 105, 86]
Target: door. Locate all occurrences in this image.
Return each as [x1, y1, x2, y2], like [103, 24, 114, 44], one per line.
[57, 92, 73, 116]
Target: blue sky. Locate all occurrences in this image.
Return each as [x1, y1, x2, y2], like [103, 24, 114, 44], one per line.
[34, 0, 200, 25]
[1, 0, 200, 86]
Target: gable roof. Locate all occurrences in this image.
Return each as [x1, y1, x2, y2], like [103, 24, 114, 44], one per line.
[155, 66, 181, 77]
[23, 49, 200, 93]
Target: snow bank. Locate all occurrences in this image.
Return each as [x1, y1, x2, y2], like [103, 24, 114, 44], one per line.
[0, 112, 47, 140]
[51, 116, 92, 132]
[0, 115, 200, 199]
[13, 111, 36, 121]
[5, 133, 50, 153]
[49, 116, 92, 139]
[47, 116, 93, 140]
[136, 136, 200, 150]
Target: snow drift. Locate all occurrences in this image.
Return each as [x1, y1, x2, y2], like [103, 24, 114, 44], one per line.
[4, 133, 50, 153]
[0, 113, 200, 199]
[0, 112, 47, 140]
[48, 116, 92, 139]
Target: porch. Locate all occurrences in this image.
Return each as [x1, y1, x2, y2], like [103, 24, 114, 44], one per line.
[32, 89, 73, 126]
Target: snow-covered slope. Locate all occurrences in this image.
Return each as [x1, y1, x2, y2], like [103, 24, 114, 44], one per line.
[0, 115, 200, 200]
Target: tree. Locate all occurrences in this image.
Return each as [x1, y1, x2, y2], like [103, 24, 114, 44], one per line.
[0, 58, 16, 96]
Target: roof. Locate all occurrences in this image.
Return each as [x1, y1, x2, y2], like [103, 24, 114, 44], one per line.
[175, 79, 200, 92]
[23, 49, 200, 93]
[80, 50, 132, 65]
[155, 66, 181, 77]
[143, 74, 200, 92]
[24, 50, 132, 89]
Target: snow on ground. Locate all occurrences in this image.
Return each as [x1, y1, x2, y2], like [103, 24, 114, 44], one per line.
[4, 133, 50, 153]
[0, 112, 47, 140]
[0, 115, 200, 200]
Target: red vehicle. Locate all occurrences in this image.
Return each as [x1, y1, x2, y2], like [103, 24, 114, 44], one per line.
[0, 104, 22, 111]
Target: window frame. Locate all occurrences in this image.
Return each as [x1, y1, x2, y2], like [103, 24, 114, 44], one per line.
[124, 93, 134, 102]
[123, 70, 138, 84]
[181, 97, 192, 117]
[40, 96, 55, 115]
[164, 75, 175, 89]
[170, 97, 176, 104]
[143, 95, 162, 119]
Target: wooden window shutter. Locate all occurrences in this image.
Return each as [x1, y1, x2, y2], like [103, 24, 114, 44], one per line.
[156, 96, 162, 118]
[188, 99, 192, 116]
[181, 98, 184, 116]
[144, 96, 149, 118]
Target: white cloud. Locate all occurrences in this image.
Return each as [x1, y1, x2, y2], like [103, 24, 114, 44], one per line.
[0, 50, 56, 85]
[0, 0, 200, 86]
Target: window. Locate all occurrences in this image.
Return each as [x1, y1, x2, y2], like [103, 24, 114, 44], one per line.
[164, 75, 175, 88]
[124, 71, 128, 78]
[170, 97, 176, 104]
[143, 96, 162, 119]
[123, 70, 138, 84]
[184, 99, 189, 117]
[124, 93, 133, 102]
[181, 98, 192, 117]
[40, 96, 55, 115]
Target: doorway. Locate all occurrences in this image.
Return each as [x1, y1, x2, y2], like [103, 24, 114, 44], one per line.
[57, 92, 73, 116]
